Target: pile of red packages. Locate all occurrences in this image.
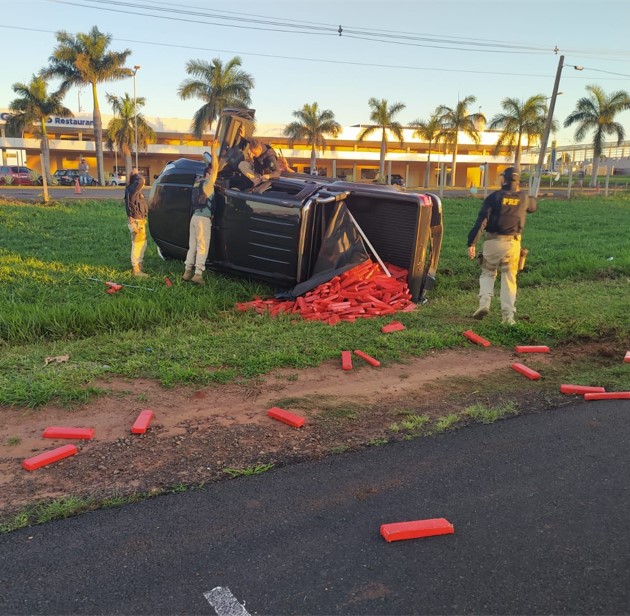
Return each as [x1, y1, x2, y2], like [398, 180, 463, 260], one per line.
[235, 260, 416, 325]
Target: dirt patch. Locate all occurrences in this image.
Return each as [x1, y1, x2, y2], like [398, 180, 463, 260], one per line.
[0, 346, 561, 522]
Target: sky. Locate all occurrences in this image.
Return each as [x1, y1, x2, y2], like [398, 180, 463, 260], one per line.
[2, 0, 630, 145]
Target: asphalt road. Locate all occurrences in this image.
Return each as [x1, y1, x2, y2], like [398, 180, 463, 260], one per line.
[1, 400, 629, 615]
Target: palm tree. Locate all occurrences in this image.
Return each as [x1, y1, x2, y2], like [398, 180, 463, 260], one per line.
[488, 95, 552, 171]
[410, 111, 444, 188]
[564, 84, 630, 187]
[283, 103, 341, 174]
[178, 57, 254, 138]
[43, 26, 132, 185]
[7, 75, 73, 182]
[357, 98, 406, 181]
[436, 96, 484, 186]
[106, 93, 156, 180]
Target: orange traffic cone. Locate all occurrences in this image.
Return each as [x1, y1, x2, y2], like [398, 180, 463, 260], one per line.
[74, 177, 81, 194]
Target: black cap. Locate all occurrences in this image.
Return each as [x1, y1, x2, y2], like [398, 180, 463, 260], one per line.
[501, 167, 519, 184]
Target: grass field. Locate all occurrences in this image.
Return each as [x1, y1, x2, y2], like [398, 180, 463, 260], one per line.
[1, 195, 629, 407]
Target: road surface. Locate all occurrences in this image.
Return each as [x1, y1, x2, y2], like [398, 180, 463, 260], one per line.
[1, 400, 629, 615]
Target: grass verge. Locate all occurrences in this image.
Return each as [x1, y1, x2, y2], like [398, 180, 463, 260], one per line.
[1, 195, 629, 407]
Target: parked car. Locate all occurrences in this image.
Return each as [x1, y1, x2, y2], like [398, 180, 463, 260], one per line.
[148, 109, 443, 303]
[372, 174, 405, 188]
[0, 165, 42, 186]
[53, 169, 99, 186]
[108, 172, 127, 186]
[52, 169, 71, 184]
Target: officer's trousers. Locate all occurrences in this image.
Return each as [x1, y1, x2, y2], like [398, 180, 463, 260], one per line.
[128, 218, 148, 268]
[478, 237, 521, 319]
[185, 214, 211, 273]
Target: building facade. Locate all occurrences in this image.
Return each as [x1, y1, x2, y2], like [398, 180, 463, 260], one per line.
[1, 109, 545, 187]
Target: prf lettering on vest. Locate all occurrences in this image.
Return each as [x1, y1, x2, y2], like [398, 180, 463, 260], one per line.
[501, 196, 520, 207]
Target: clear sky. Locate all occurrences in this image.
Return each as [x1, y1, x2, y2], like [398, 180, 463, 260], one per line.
[2, 0, 630, 145]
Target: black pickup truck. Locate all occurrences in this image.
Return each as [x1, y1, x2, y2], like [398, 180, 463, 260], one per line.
[148, 109, 443, 302]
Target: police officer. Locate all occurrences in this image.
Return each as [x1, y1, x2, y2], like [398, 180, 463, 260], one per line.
[238, 139, 280, 186]
[467, 167, 537, 325]
[124, 172, 149, 277]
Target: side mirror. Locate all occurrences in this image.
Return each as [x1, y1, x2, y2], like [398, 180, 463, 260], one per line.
[153, 174, 159, 180]
[202, 151, 212, 164]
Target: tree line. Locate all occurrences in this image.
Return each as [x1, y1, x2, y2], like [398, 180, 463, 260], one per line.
[6, 26, 630, 187]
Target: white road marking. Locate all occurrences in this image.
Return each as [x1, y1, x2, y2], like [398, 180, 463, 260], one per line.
[204, 586, 251, 616]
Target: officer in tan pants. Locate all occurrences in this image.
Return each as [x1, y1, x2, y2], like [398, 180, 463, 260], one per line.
[467, 167, 537, 325]
[124, 172, 149, 277]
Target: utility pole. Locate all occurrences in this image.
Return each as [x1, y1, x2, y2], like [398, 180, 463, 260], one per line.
[133, 65, 141, 171]
[532, 55, 564, 198]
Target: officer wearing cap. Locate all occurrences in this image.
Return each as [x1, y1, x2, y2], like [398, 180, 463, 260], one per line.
[237, 139, 280, 187]
[467, 167, 537, 325]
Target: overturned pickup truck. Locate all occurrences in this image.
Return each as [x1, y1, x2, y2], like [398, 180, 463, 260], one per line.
[148, 109, 443, 302]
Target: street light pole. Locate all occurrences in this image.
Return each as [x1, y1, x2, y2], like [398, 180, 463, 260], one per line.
[114, 108, 118, 179]
[132, 65, 141, 171]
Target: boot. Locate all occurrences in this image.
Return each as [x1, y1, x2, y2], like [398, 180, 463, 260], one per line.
[501, 314, 516, 326]
[472, 295, 491, 320]
[182, 267, 194, 282]
[132, 265, 149, 278]
[191, 271, 204, 285]
[472, 305, 489, 320]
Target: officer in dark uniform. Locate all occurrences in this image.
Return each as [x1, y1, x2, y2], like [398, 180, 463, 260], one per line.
[467, 167, 537, 325]
[237, 139, 280, 187]
[253, 142, 279, 177]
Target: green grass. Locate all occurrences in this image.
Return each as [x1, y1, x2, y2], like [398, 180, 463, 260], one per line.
[390, 412, 431, 434]
[388, 399, 522, 443]
[464, 401, 519, 424]
[223, 463, 274, 478]
[434, 413, 461, 432]
[0, 493, 148, 533]
[399, 413, 431, 431]
[1, 196, 629, 407]
[368, 437, 389, 446]
[0, 480, 214, 533]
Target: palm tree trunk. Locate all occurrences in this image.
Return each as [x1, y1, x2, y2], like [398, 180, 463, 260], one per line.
[514, 143, 522, 171]
[380, 137, 386, 179]
[450, 140, 459, 187]
[424, 142, 432, 188]
[40, 119, 51, 182]
[310, 146, 316, 175]
[591, 159, 599, 187]
[92, 82, 104, 186]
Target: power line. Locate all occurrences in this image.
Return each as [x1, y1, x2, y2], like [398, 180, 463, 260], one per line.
[0, 23, 626, 82]
[50, 0, 341, 37]
[49, 0, 560, 54]
[340, 33, 550, 55]
[0, 24, 557, 78]
[70, 0, 630, 59]
[71, 0, 336, 32]
[575, 66, 630, 78]
[61, 0, 630, 61]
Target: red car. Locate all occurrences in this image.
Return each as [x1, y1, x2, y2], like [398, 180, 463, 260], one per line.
[0, 165, 42, 186]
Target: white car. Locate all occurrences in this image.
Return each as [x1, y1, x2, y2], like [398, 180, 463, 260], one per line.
[108, 173, 127, 186]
